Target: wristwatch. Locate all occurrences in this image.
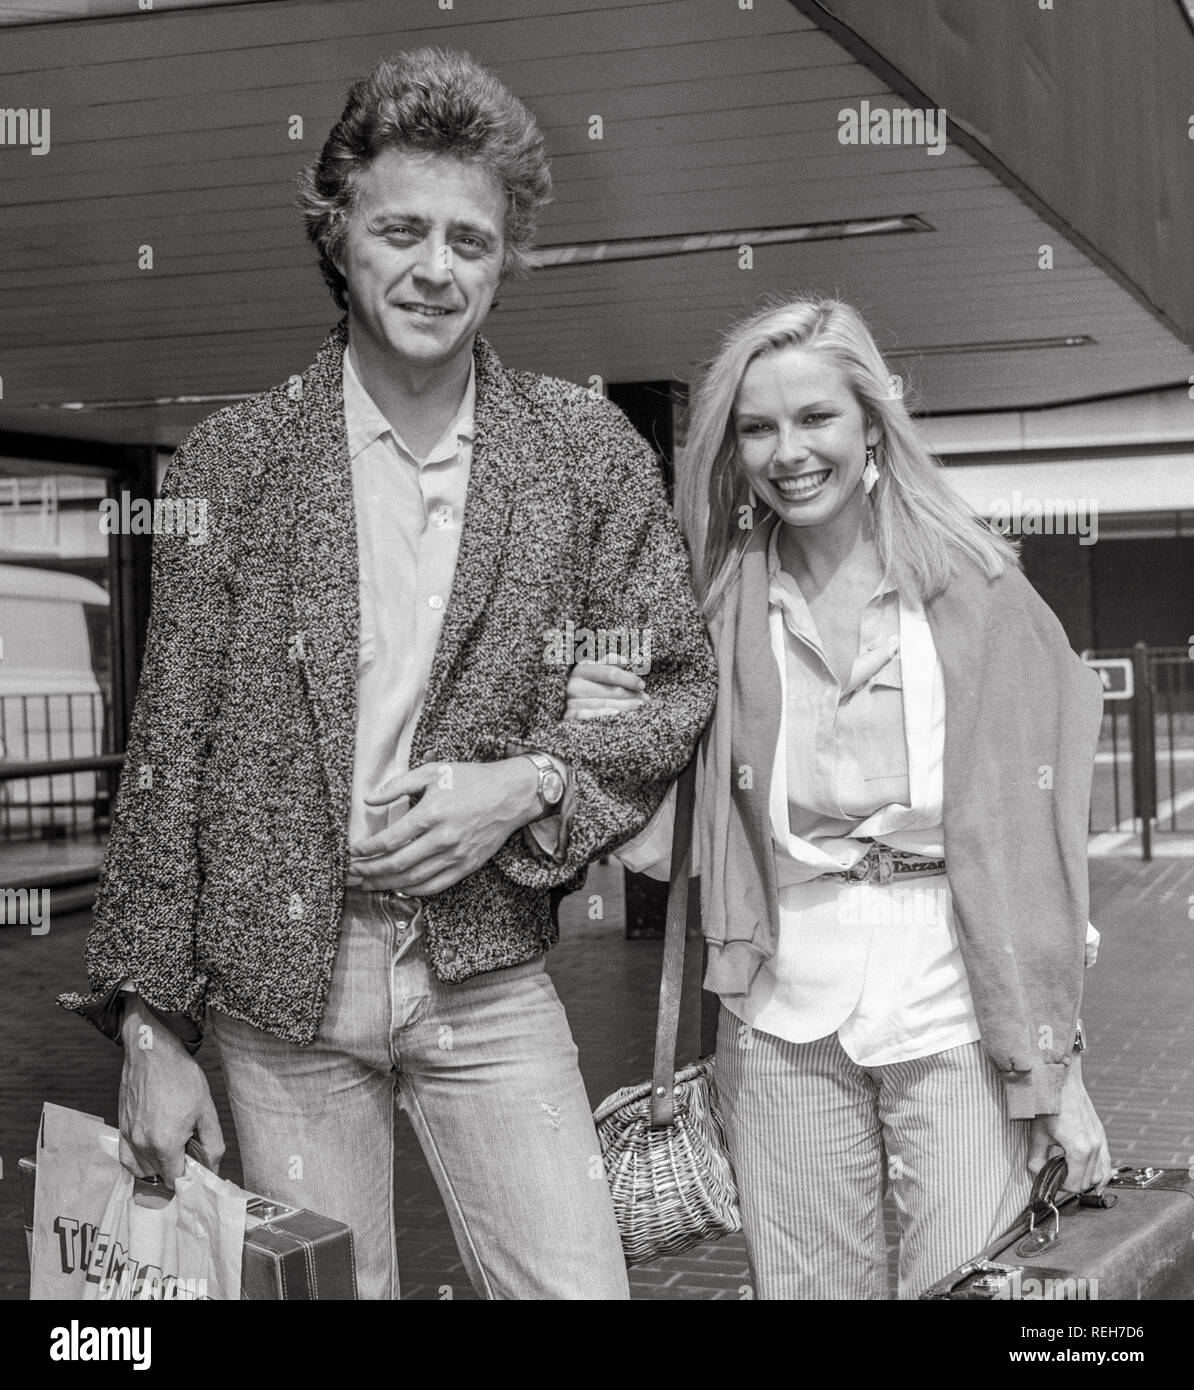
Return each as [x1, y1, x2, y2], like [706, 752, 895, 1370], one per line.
[524, 752, 565, 818]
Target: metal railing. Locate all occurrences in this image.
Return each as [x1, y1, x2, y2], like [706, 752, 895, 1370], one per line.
[3, 647, 1189, 857]
[0, 692, 115, 841]
[1150, 648, 1194, 832]
[1086, 644, 1193, 855]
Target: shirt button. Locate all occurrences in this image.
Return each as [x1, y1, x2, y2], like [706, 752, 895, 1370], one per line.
[428, 595, 444, 610]
[866, 639, 878, 651]
[430, 504, 453, 528]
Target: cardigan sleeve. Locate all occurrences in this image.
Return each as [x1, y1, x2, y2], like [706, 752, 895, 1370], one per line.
[932, 561, 1101, 1121]
[57, 426, 234, 1045]
[492, 401, 715, 890]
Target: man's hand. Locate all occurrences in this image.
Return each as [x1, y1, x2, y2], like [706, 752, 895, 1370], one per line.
[1028, 1055, 1112, 1194]
[118, 1001, 225, 1184]
[348, 757, 542, 895]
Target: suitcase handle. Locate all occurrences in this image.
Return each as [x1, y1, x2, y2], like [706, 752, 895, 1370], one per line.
[185, 1137, 212, 1170]
[921, 1156, 1120, 1298]
[1028, 1154, 1069, 1208]
[1015, 1155, 1070, 1256]
[1027, 1154, 1118, 1213]
[131, 1137, 212, 1199]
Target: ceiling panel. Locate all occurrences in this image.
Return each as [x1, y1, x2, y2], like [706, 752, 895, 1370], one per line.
[0, 0, 269, 24]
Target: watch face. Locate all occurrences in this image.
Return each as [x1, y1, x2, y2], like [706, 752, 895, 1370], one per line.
[541, 769, 565, 806]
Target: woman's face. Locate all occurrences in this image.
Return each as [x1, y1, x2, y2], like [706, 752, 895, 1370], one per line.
[732, 345, 878, 534]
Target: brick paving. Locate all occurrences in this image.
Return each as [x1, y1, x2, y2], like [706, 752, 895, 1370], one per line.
[1, 851, 1191, 1300]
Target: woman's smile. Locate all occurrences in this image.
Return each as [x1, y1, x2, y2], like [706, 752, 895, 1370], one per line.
[772, 468, 832, 502]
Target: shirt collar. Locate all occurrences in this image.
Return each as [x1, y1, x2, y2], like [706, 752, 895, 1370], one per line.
[342, 346, 476, 465]
[766, 524, 902, 691]
[765, 518, 896, 609]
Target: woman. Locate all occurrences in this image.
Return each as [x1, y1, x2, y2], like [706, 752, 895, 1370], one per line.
[567, 296, 1110, 1300]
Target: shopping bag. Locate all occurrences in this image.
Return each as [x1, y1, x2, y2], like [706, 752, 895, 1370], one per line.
[30, 1102, 246, 1300]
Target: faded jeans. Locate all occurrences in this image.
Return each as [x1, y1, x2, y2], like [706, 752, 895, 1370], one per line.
[209, 888, 629, 1300]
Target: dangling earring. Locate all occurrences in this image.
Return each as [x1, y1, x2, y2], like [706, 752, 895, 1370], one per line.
[862, 445, 880, 495]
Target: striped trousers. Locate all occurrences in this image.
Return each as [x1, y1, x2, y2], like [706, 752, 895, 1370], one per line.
[715, 1007, 1031, 1300]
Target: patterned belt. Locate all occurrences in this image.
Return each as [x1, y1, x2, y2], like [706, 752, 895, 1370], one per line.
[824, 840, 947, 886]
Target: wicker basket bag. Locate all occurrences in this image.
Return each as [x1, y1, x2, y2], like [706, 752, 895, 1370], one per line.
[592, 760, 741, 1265]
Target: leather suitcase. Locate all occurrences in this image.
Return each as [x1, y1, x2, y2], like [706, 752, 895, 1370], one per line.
[238, 1193, 357, 1301]
[923, 1157, 1194, 1300]
[20, 1154, 357, 1300]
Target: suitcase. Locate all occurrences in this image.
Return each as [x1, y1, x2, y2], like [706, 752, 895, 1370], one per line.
[922, 1156, 1194, 1300]
[20, 1152, 357, 1300]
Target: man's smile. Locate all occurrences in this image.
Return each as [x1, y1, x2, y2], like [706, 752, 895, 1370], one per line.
[394, 301, 455, 317]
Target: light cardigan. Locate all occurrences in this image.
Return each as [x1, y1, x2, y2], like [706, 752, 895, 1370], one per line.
[698, 520, 1104, 1119]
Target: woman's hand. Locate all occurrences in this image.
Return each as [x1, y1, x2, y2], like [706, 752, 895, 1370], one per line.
[1028, 1056, 1112, 1194]
[564, 653, 648, 721]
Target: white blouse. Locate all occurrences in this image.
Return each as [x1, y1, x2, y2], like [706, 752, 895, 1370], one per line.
[616, 534, 1097, 1063]
[724, 557, 980, 1064]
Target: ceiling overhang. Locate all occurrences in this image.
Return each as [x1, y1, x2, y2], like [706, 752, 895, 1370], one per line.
[0, 0, 1189, 447]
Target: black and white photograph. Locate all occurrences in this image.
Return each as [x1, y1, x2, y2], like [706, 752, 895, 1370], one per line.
[0, 0, 1191, 1353]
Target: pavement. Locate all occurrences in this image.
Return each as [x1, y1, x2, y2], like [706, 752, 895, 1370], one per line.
[1, 849, 1191, 1301]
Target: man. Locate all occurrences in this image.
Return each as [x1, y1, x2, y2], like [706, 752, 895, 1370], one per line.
[61, 47, 715, 1301]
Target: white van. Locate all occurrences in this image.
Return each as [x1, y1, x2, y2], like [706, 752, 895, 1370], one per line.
[0, 564, 109, 835]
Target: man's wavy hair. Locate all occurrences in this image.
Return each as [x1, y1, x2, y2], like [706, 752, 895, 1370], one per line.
[297, 47, 552, 309]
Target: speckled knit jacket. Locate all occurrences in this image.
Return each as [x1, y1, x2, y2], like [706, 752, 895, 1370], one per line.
[60, 321, 716, 1047]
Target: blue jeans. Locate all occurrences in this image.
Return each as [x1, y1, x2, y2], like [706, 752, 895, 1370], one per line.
[210, 888, 629, 1300]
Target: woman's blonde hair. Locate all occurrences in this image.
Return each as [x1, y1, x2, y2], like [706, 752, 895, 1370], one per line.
[677, 294, 1017, 616]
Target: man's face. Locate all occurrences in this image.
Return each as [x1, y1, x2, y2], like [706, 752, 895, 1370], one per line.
[335, 146, 506, 374]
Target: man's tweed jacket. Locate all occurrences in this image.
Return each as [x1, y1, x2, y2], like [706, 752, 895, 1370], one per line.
[61, 322, 716, 1046]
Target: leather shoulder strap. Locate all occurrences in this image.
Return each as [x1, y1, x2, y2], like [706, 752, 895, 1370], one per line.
[649, 758, 698, 1128]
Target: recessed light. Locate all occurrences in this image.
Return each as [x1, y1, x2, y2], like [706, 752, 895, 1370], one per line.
[688, 334, 1095, 369]
[39, 392, 255, 413]
[529, 215, 931, 269]
[886, 335, 1096, 358]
